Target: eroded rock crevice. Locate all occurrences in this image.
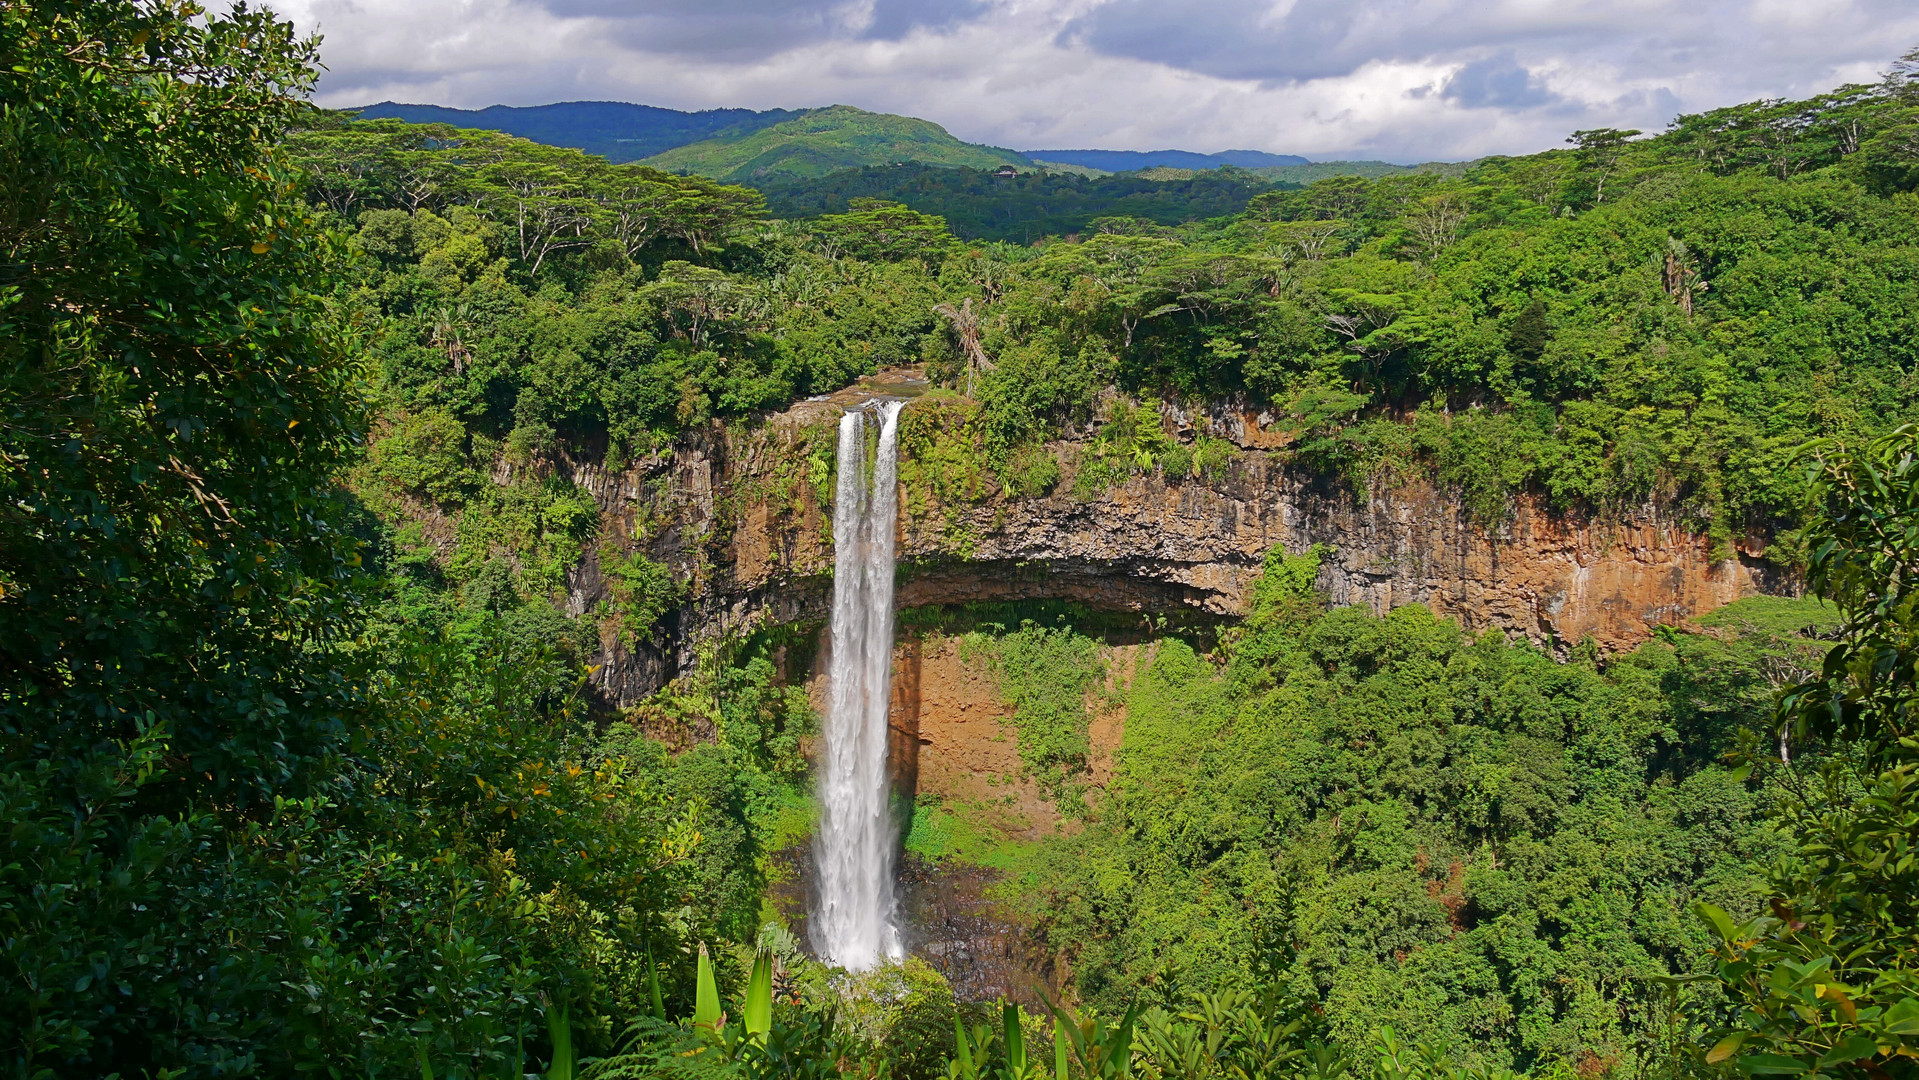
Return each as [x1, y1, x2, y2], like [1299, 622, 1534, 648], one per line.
[563, 396, 1790, 708]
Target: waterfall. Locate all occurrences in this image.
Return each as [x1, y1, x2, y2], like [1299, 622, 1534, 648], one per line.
[812, 399, 907, 971]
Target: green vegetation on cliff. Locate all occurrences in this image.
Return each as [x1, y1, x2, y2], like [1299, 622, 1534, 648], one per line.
[1010, 548, 1786, 1069]
[641, 105, 1030, 182]
[9, 3, 1919, 1076]
[287, 63, 1919, 562]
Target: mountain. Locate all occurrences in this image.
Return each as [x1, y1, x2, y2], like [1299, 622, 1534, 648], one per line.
[1026, 148, 1309, 171]
[347, 100, 802, 163]
[639, 105, 1030, 182]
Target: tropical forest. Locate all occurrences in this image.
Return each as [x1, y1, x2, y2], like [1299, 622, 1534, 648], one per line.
[3, 4, 1919, 1080]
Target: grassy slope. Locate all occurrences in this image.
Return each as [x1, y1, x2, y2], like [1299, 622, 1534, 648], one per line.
[641, 105, 1031, 181]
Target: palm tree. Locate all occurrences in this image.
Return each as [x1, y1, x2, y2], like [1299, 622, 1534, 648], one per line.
[932, 297, 993, 395]
[428, 305, 471, 375]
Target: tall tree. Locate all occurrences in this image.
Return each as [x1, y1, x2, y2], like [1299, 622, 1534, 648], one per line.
[0, 0, 363, 1070]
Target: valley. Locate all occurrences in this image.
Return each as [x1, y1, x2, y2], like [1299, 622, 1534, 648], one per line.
[9, 8, 1918, 1077]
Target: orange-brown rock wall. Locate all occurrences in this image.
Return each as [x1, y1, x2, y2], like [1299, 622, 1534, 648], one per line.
[850, 633, 1135, 834]
[558, 392, 1789, 708]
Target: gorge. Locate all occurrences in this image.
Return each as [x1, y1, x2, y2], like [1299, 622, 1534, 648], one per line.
[561, 371, 1785, 716]
[30, 20, 1918, 1071]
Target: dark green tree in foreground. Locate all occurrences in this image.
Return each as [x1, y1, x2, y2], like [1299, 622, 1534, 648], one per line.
[0, 0, 363, 1069]
[1694, 425, 1919, 1079]
[0, 0, 360, 796]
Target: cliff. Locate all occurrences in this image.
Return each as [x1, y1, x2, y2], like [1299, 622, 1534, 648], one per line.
[556, 372, 1787, 708]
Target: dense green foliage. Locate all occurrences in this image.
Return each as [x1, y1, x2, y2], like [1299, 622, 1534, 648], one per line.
[0, 6, 792, 1076]
[1008, 548, 1788, 1071]
[0, 0, 361, 1067]
[287, 66, 1919, 557]
[642, 106, 1029, 183]
[962, 625, 1106, 810]
[1026, 150, 1310, 172]
[1688, 425, 1919, 1079]
[9, 4, 1919, 1077]
[1248, 162, 1454, 184]
[764, 164, 1291, 243]
[279, 120, 955, 476]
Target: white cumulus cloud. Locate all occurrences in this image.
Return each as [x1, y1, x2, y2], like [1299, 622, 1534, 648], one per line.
[275, 0, 1919, 161]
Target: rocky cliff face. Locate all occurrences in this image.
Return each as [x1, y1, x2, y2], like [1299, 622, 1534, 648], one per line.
[561, 377, 1788, 708]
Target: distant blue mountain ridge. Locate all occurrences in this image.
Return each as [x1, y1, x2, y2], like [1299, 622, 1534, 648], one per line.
[347, 101, 803, 163]
[344, 100, 1313, 174]
[1025, 149, 1310, 171]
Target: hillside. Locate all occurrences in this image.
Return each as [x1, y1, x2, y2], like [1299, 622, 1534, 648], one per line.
[640, 104, 1030, 181]
[347, 99, 802, 162]
[1026, 147, 1308, 170]
[1248, 158, 1474, 183]
[762, 162, 1289, 241]
[343, 100, 1448, 184]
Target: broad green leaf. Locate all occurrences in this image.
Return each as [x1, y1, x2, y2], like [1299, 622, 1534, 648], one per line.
[546, 1000, 574, 1080]
[694, 944, 722, 1032]
[1708, 1034, 1748, 1064]
[743, 950, 773, 1037]
[1815, 1035, 1878, 1068]
[1695, 901, 1738, 942]
[1738, 1053, 1810, 1075]
[1006, 1001, 1027, 1078]
[1883, 997, 1919, 1036]
[646, 939, 667, 1022]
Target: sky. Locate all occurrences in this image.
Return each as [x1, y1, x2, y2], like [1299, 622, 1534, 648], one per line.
[278, 0, 1919, 162]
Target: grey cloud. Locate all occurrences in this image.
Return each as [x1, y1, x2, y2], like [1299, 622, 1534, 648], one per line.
[526, 0, 989, 59]
[1442, 53, 1558, 109]
[531, 0, 854, 60]
[298, 0, 1919, 164]
[1061, 0, 1916, 100]
[861, 0, 989, 40]
[1059, 0, 1567, 83]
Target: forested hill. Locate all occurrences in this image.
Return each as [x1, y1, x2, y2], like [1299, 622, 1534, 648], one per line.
[639, 104, 1030, 181]
[349, 99, 804, 162]
[761, 162, 1289, 241]
[287, 82, 1919, 552]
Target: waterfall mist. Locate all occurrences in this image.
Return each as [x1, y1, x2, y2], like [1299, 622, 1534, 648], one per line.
[812, 399, 906, 971]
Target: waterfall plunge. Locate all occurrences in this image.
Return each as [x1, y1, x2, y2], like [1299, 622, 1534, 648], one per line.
[812, 400, 907, 971]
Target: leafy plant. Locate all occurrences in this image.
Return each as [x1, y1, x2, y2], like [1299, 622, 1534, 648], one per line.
[962, 624, 1104, 812]
[1690, 425, 1919, 1080]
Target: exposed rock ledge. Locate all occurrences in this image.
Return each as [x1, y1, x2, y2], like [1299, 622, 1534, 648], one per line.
[558, 381, 1788, 708]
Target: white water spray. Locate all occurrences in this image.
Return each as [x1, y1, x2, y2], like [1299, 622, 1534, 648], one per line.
[812, 399, 907, 971]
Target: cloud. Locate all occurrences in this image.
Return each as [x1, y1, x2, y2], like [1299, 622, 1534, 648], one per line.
[1059, 0, 1578, 84]
[1442, 53, 1561, 110]
[862, 0, 989, 41]
[277, 0, 1919, 162]
[530, 0, 858, 60]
